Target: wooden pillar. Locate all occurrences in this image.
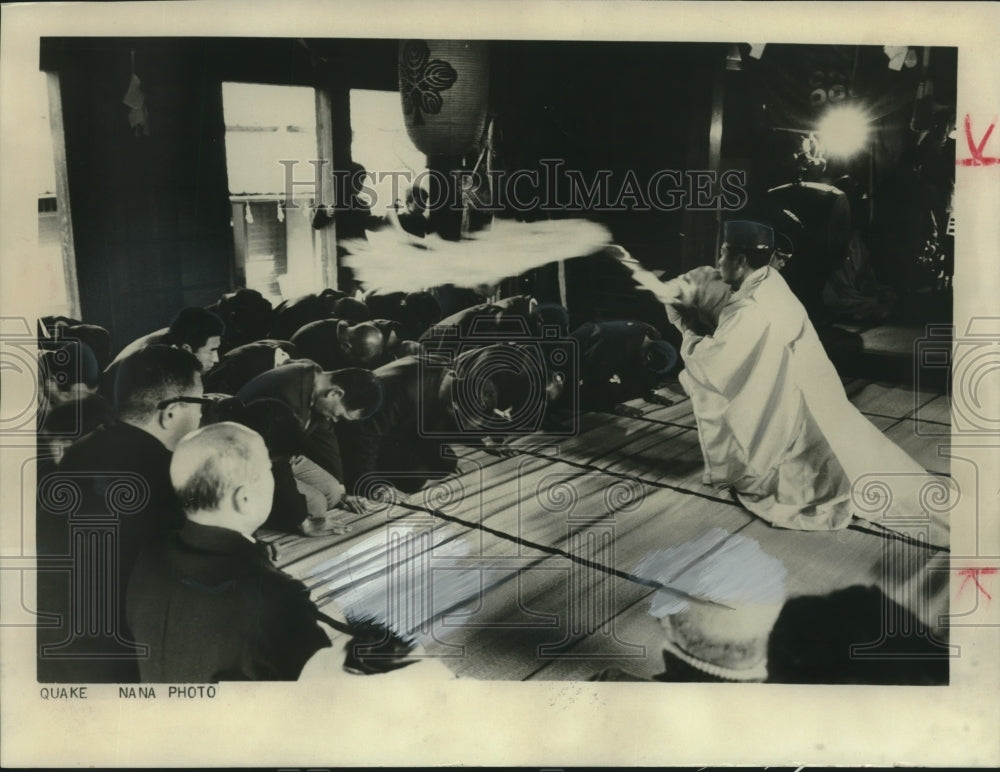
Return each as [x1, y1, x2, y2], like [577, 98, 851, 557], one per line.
[230, 201, 248, 287]
[46, 72, 81, 319]
[680, 47, 727, 272]
[314, 88, 338, 290]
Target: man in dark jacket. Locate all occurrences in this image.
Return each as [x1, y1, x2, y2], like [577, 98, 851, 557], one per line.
[269, 290, 345, 341]
[364, 290, 442, 342]
[107, 307, 225, 373]
[419, 295, 543, 354]
[570, 320, 678, 416]
[126, 422, 332, 681]
[37, 345, 208, 683]
[290, 319, 387, 371]
[202, 339, 296, 395]
[205, 288, 274, 354]
[101, 307, 224, 396]
[236, 360, 382, 485]
[339, 344, 549, 495]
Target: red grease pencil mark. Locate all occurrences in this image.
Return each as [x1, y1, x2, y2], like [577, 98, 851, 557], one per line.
[956, 567, 998, 601]
[957, 116, 1000, 166]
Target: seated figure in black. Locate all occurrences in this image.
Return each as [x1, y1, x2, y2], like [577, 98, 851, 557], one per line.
[236, 360, 382, 513]
[365, 290, 442, 342]
[202, 339, 296, 395]
[419, 295, 543, 355]
[269, 289, 345, 341]
[290, 319, 387, 371]
[102, 307, 224, 396]
[570, 319, 678, 417]
[125, 422, 333, 682]
[339, 343, 550, 497]
[205, 288, 274, 355]
[38, 345, 208, 683]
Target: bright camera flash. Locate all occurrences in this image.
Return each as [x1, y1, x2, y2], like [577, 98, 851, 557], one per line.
[817, 105, 870, 157]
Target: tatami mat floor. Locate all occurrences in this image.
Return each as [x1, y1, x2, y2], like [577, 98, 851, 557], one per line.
[259, 377, 951, 681]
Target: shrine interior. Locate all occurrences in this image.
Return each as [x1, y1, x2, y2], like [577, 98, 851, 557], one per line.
[34, 38, 957, 685]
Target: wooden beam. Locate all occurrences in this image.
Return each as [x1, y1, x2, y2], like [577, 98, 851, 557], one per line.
[46, 72, 81, 319]
[230, 201, 248, 288]
[314, 88, 338, 290]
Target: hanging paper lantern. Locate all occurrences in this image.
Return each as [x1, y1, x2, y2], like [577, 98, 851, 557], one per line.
[399, 39, 489, 158]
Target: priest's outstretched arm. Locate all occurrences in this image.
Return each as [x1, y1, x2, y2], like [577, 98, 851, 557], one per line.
[675, 299, 772, 400]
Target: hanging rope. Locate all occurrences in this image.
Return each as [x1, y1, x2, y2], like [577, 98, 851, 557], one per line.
[460, 117, 495, 238]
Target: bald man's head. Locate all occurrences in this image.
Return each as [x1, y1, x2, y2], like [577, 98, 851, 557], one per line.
[345, 322, 385, 364]
[170, 422, 274, 534]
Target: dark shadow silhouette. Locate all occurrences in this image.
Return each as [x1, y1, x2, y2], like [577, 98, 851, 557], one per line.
[591, 585, 949, 685]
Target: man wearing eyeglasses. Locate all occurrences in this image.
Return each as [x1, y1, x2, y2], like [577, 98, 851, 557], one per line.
[37, 344, 209, 683]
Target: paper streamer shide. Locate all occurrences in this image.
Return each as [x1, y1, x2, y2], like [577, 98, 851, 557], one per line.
[341, 217, 614, 293]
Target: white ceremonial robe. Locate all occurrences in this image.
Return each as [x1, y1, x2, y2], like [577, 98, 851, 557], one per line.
[677, 265, 949, 546]
[657, 265, 732, 334]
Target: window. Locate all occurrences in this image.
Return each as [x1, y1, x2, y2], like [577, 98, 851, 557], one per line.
[349, 89, 427, 217]
[36, 69, 77, 319]
[222, 82, 320, 304]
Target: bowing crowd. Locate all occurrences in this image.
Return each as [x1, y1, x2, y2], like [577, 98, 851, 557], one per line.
[36, 278, 679, 683]
[36, 215, 945, 685]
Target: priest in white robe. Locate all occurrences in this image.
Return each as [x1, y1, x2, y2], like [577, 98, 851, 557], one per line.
[658, 220, 948, 547]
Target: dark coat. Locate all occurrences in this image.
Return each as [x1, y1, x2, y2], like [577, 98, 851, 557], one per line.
[291, 318, 406, 371]
[36, 421, 182, 683]
[237, 360, 344, 482]
[126, 521, 331, 682]
[364, 290, 441, 341]
[338, 355, 456, 494]
[420, 296, 541, 354]
[571, 320, 669, 411]
[290, 319, 351, 371]
[203, 340, 296, 395]
[339, 345, 538, 494]
[100, 328, 171, 398]
[205, 288, 274, 354]
[237, 360, 320, 429]
[269, 291, 344, 341]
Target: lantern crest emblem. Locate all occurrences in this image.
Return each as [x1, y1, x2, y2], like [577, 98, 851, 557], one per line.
[399, 40, 458, 126]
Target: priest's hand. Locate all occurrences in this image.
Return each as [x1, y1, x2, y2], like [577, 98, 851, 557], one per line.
[665, 302, 694, 333]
